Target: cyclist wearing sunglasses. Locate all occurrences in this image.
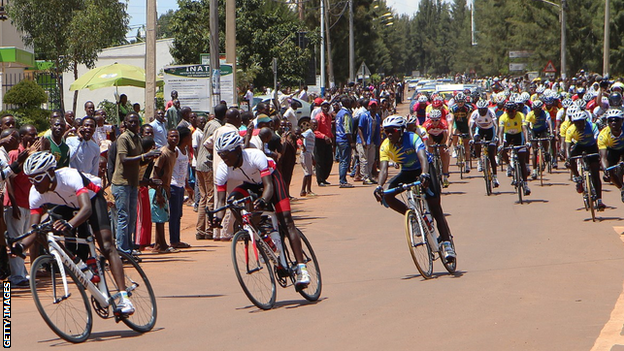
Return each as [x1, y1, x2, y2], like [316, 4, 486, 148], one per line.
[210, 131, 311, 288]
[11, 151, 135, 316]
[373, 115, 456, 260]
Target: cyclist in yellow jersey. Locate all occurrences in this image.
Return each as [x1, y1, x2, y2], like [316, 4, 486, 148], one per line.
[497, 101, 531, 195]
[598, 109, 624, 202]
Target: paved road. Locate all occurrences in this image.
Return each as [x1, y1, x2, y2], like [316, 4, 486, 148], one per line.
[9, 101, 624, 350]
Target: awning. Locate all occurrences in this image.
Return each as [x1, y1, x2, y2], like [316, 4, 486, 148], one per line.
[0, 47, 35, 68]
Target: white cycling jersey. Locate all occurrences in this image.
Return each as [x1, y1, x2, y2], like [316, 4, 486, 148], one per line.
[470, 108, 497, 130]
[29, 168, 102, 214]
[215, 148, 276, 191]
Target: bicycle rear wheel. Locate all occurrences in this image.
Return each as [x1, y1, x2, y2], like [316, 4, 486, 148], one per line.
[295, 229, 322, 302]
[232, 230, 276, 310]
[404, 210, 433, 279]
[30, 254, 92, 343]
[103, 250, 157, 332]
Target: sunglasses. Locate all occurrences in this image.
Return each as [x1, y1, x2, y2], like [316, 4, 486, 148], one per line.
[384, 128, 400, 134]
[217, 150, 232, 159]
[28, 172, 49, 185]
[608, 118, 622, 123]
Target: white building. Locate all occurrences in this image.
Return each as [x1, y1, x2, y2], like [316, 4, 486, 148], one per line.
[0, 7, 35, 109]
[62, 38, 174, 118]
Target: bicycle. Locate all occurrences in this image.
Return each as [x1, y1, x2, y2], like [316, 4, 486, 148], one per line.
[9, 215, 157, 343]
[453, 133, 470, 179]
[530, 135, 553, 186]
[209, 195, 321, 310]
[475, 139, 495, 196]
[501, 145, 527, 204]
[383, 181, 456, 279]
[569, 152, 601, 222]
[429, 143, 446, 189]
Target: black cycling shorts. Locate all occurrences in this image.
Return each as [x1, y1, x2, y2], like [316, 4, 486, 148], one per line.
[571, 144, 600, 162]
[607, 148, 624, 166]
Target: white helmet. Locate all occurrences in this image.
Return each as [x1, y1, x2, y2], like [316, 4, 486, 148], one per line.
[23, 151, 56, 176]
[215, 130, 243, 153]
[571, 109, 588, 122]
[429, 109, 442, 119]
[417, 95, 428, 103]
[407, 115, 418, 125]
[562, 98, 573, 109]
[520, 92, 530, 102]
[606, 109, 624, 119]
[532, 100, 544, 109]
[476, 100, 489, 109]
[382, 115, 406, 129]
[536, 86, 546, 94]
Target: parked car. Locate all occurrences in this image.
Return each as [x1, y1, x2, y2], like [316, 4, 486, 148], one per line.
[251, 94, 313, 129]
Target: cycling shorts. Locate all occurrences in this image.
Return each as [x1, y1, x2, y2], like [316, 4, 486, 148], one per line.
[607, 148, 624, 166]
[570, 144, 600, 162]
[49, 191, 111, 233]
[475, 128, 495, 142]
[229, 169, 291, 214]
[387, 163, 440, 199]
[430, 134, 445, 145]
[454, 121, 470, 135]
[504, 133, 523, 146]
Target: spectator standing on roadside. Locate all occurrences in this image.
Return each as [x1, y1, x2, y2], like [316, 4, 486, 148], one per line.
[66, 116, 100, 176]
[336, 96, 355, 188]
[93, 109, 115, 149]
[314, 100, 334, 186]
[284, 100, 299, 127]
[150, 109, 167, 148]
[300, 119, 317, 197]
[168, 127, 192, 249]
[357, 99, 381, 185]
[136, 136, 158, 251]
[42, 116, 70, 168]
[166, 90, 179, 110]
[166, 99, 181, 131]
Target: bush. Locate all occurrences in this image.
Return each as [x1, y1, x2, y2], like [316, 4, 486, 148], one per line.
[3, 80, 47, 109]
[0, 108, 52, 133]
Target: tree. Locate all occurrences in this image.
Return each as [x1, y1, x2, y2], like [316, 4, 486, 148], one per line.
[158, 9, 176, 38]
[7, 0, 129, 111]
[3, 80, 47, 108]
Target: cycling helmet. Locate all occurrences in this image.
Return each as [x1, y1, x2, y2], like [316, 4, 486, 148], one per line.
[429, 109, 442, 120]
[432, 99, 443, 108]
[476, 100, 489, 109]
[382, 115, 406, 129]
[583, 91, 595, 102]
[494, 94, 506, 104]
[454, 92, 466, 102]
[571, 109, 588, 122]
[514, 95, 524, 104]
[417, 95, 428, 103]
[609, 92, 623, 107]
[407, 115, 418, 125]
[575, 99, 587, 110]
[505, 101, 517, 110]
[532, 100, 544, 109]
[23, 151, 56, 176]
[577, 87, 586, 94]
[606, 109, 624, 119]
[215, 130, 243, 153]
[562, 98, 574, 109]
[611, 82, 624, 91]
[520, 92, 530, 102]
[543, 96, 555, 105]
[536, 86, 546, 94]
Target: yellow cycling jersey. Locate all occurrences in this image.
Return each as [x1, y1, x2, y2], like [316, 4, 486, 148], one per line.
[559, 120, 571, 138]
[498, 111, 526, 135]
[597, 126, 624, 150]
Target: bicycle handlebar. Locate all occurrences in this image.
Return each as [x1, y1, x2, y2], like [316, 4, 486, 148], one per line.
[569, 153, 599, 160]
[529, 136, 554, 142]
[382, 181, 434, 197]
[606, 161, 624, 171]
[6, 219, 55, 246]
[208, 194, 258, 215]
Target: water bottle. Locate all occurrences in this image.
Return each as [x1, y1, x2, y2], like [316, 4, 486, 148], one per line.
[423, 211, 434, 232]
[86, 257, 100, 283]
[270, 231, 288, 268]
[263, 234, 277, 253]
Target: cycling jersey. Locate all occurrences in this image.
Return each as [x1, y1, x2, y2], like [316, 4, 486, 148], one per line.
[412, 102, 429, 125]
[29, 168, 102, 215]
[499, 111, 526, 135]
[598, 126, 624, 150]
[215, 148, 276, 191]
[379, 131, 429, 171]
[422, 118, 448, 137]
[470, 109, 496, 130]
[565, 121, 599, 147]
[525, 110, 551, 133]
[450, 104, 473, 133]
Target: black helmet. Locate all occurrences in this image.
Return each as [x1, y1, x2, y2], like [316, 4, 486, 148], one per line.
[609, 92, 623, 107]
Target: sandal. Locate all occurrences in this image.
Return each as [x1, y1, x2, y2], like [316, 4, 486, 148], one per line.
[172, 242, 191, 249]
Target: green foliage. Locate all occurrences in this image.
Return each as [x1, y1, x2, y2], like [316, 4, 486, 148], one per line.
[97, 99, 121, 124]
[158, 9, 176, 38]
[3, 80, 47, 109]
[1, 108, 52, 133]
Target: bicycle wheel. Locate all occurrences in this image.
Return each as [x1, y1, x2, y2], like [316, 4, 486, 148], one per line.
[484, 157, 492, 196]
[458, 146, 465, 179]
[404, 210, 433, 279]
[295, 229, 322, 302]
[440, 235, 457, 274]
[515, 160, 523, 204]
[231, 230, 276, 310]
[30, 254, 92, 343]
[585, 171, 596, 222]
[538, 148, 544, 186]
[103, 250, 157, 332]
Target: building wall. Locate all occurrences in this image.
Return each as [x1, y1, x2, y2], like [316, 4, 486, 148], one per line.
[62, 38, 175, 119]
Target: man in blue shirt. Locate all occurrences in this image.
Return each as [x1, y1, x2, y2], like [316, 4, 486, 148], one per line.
[336, 96, 355, 188]
[149, 109, 167, 148]
[357, 99, 381, 185]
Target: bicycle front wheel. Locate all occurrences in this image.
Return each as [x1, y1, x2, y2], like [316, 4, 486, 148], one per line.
[484, 157, 492, 196]
[405, 210, 433, 279]
[103, 250, 157, 332]
[585, 171, 596, 222]
[515, 161, 523, 204]
[232, 230, 276, 310]
[295, 229, 322, 302]
[30, 254, 92, 343]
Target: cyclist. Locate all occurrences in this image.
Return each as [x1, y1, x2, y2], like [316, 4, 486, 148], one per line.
[373, 115, 455, 260]
[497, 101, 531, 196]
[412, 95, 429, 125]
[448, 92, 473, 172]
[525, 100, 552, 179]
[12, 151, 136, 315]
[422, 109, 451, 187]
[211, 131, 310, 288]
[599, 109, 624, 202]
[565, 109, 606, 210]
[469, 99, 499, 187]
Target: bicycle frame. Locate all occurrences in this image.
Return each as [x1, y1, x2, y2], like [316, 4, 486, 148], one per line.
[396, 182, 439, 253]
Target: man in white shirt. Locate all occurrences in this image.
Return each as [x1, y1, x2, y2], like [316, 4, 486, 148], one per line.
[66, 116, 100, 176]
[283, 100, 299, 127]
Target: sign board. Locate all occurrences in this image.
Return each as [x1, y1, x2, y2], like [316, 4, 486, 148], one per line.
[163, 64, 235, 112]
[200, 53, 227, 65]
[543, 60, 557, 73]
[359, 62, 371, 76]
[509, 63, 527, 71]
[509, 50, 532, 58]
[412, 71, 420, 77]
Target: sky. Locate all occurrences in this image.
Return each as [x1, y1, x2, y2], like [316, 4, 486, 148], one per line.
[125, 0, 421, 36]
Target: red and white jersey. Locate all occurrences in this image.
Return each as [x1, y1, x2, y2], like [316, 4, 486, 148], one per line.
[29, 168, 102, 214]
[215, 148, 276, 191]
[422, 118, 449, 137]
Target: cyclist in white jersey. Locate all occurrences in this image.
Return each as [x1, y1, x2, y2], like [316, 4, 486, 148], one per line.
[470, 100, 499, 187]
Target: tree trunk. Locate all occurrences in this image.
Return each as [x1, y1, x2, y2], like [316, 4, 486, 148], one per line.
[56, 59, 65, 112]
[323, 0, 335, 89]
[72, 60, 79, 113]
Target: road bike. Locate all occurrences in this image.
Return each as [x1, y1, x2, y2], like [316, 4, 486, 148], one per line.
[384, 181, 456, 279]
[429, 143, 446, 189]
[530, 135, 554, 186]
[9, 215, 157, 343]
[570, 152, 601, 222]
[454, 133, 470, 179]
[475, 139, 496, 196]
[209, 195, 321, 310]
[502, 145, 527, 204]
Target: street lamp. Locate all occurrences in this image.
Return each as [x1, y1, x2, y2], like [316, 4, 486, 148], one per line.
[532, 0, 567, 79]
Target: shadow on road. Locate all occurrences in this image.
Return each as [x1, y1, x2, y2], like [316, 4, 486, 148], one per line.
[238, 297, 326, 312]
[402, 270, 465, 281]
[45, 327, 165, 346]
[441, 191, 466, 195]
[160, 294, 225, 299]
[517, 199, 549, 204]
[540, 182, 568, 187]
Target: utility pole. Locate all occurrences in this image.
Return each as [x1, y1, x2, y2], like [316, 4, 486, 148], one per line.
[561, 0, 567, 79]
[349, 0, 354, 82]
[320, 0, 325, 96]
[323, 0, 334, 89]
[299, 0, 304, 21]
[603, 0, 610, 77]
[145, 0, 157, 120]
[209, 0, 220, 109]
[226, 0, 236, 103]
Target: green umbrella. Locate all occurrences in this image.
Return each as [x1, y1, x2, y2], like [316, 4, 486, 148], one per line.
[69, 62, 162, 91]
